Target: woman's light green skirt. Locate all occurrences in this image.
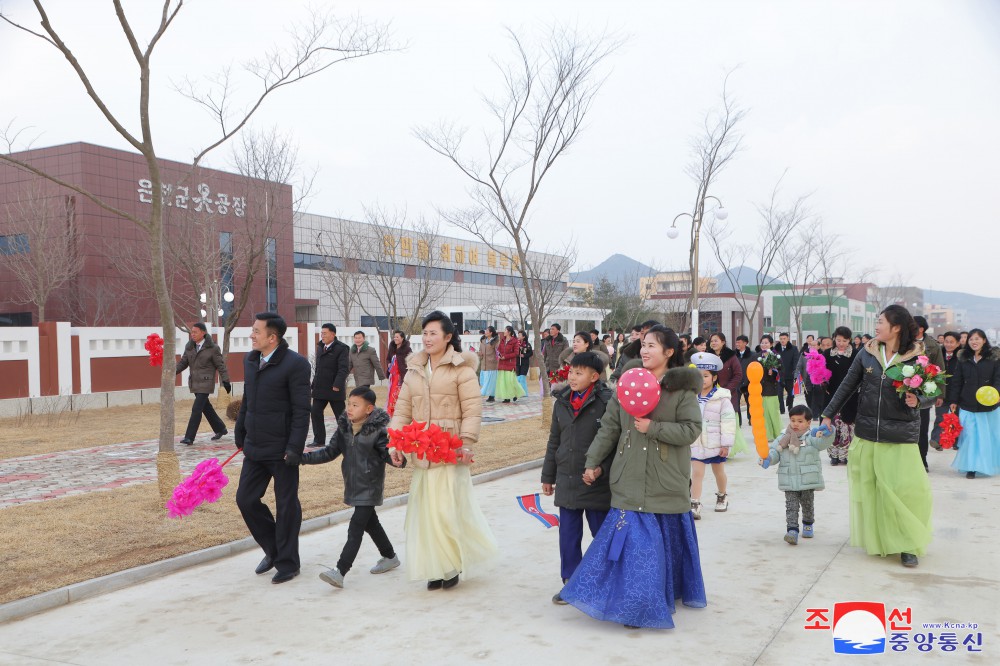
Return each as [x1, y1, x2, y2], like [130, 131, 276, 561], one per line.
[848, 437, 932, 557]
[762, 396, 783, 440]
[494, 370, 526, 401]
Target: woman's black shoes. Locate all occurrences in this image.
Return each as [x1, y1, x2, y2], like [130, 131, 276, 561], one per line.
[443, 575, 460, 589]
[427, 579, 444, 590]
[901, 553, 918, 568]
[967, 471, 976, 479]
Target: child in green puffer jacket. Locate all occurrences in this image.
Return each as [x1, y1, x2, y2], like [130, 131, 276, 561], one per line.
[760, 405, 833, 545]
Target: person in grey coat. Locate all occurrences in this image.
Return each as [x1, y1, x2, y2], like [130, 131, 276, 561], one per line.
[350, 331, 385, 388]
[175, 322, 231, 444]
[301, 388, 405, 588]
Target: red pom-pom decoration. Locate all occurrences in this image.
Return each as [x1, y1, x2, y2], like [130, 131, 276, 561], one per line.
[939, 412, 963, 449]
[387, 421, 465, 464]
[145, 333, 164, 367]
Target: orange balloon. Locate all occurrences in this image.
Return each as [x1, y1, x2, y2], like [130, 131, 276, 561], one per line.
[746, 361, 770, 458]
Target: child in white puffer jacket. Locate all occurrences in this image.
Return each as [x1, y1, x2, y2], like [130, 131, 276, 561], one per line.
[689, 352, 737, 518]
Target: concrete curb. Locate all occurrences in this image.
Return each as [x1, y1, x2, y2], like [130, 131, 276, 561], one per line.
[0, 458, 544, 625]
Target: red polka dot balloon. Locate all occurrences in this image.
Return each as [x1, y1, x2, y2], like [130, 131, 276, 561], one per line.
[616, 367, 662, 418]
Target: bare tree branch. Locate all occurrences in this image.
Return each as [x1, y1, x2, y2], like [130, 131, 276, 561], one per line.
[1, 181, 84, 321]
[417, 24, 620, 393]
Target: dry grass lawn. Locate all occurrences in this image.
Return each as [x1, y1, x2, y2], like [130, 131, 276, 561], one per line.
[2, 398, 229, 460]
[3, 412, 546, 605]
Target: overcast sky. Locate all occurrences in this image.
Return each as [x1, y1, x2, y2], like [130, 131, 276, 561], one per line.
[2, 0, 998, 297]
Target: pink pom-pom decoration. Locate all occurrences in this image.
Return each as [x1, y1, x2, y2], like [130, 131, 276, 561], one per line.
[615, 367, 662, 418]
[166, 451, 240, 518]
[805, 349, 832, 385]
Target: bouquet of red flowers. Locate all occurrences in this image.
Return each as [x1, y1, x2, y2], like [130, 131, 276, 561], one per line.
[886, 355, 949, 398]
[387, 421, 465, 464]
[939, 412, 963, 449]
[145, 333, 164, 367]
[548, 363, 570, 385]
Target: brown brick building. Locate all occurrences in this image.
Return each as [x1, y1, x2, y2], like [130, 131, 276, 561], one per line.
[0, 143, 295, 326]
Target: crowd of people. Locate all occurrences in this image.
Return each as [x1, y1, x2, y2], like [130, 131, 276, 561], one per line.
[174, 304, 997, 631]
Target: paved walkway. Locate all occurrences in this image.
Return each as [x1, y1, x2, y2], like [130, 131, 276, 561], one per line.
[0, 396, 542, 508]
[1, 453, 996, 664]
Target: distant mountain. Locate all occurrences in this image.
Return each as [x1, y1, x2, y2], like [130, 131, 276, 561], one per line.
[924, 289, 1000, 329]
[713, 266, 777, 293]
[571, 254, 656, 286]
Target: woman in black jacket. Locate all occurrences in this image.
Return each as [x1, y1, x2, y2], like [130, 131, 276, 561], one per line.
[822, 305, 933, 568]
[823, 326, 859, 466]
[515, 330, 533, 395]
[945, 329, 1000, 479]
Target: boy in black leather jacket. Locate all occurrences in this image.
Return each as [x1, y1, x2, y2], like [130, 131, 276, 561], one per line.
[302, 387, 405, 588]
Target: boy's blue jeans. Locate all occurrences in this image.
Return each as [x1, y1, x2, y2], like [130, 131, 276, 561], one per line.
[559, 507, 608, 581]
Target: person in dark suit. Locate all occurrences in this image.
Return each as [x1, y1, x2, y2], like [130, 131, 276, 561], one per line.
[775, 332, 799, 414]
[913, 316, 945, 470]
[310, 323, 350, 447]
[235, 312, 311, 584]
[734, 335, 755, 426]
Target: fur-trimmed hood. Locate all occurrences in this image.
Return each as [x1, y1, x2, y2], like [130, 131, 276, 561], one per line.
[958, 346, 1000, 363]
[863, 338, 925, 365]
[336, 406, 390, 438]
[404, 347, 480, 372]
[717, 345, 735, 363]
[663, 366, 703, 393]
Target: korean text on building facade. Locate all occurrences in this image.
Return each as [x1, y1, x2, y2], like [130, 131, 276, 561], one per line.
[137, 179, 246, 218]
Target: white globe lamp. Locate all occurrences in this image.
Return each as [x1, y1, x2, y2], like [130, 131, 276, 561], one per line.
[666, 227, 680, 239]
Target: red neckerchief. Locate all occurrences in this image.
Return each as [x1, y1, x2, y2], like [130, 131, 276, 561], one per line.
[570, 385, 594, 416]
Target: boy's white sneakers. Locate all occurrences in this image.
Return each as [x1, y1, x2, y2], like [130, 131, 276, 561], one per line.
[370, 555, 401, 574]
[715, 493, 729, 512]
[690, 501, 702, 519]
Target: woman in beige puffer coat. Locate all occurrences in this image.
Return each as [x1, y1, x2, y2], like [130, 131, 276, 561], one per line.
[389, 311, 498, 590]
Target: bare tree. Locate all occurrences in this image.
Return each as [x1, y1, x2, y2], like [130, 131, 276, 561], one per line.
[1, 182, 83, 322]
[313, 221, 365, 327]
[779, 225, 822, 341]
[416, 25, 620, 393]
[217, 128, 313, 354]
[0, 3, 389, 490]
[707, 176, 810, 338]
[355, 207, 450, 334]
[681, 73, 747, 330]
[807, 226, 857, 335]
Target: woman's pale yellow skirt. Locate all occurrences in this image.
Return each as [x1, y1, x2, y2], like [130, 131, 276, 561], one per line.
[404, 463, 499, 581]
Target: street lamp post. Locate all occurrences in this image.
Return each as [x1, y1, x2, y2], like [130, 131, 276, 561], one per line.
[199, 281, 235, 328]
[667, 196, 728, 337]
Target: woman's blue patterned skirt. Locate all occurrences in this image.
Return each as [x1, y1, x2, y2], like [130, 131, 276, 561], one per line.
[560, 508, 707, 629]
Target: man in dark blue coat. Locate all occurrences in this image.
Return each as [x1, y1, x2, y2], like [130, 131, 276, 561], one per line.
[235, 312, 311, 584]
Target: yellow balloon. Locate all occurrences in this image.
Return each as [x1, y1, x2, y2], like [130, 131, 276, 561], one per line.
[746, 361, 770, 458]
[977, 385, 1000, 407]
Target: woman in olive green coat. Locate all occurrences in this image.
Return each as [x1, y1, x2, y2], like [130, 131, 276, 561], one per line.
[559, 326, 707, 629]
